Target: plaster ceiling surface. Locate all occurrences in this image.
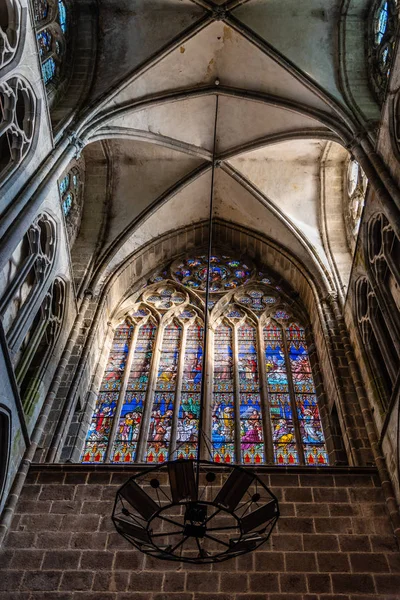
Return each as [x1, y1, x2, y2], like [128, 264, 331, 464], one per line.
[233, 0, 344, 102]
[107, 22, 332, 113]
[83, 0, 360, 295]
[102, 139, 206, 250]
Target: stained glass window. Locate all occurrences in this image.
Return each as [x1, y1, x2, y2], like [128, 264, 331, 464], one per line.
[36, 0, 68, 88]
[369, 0, 397, 103]
[111, 321, 156, 463]
[81, 258, 330, 467]
[34, 0, 49, 23]
[238, 324, 264, 464]
[264, 323, 298, 465]
[286, 323, 328, 465]
[173, 255, 251, 292]
[212, 324, 235, 463]
[58, 0, 67, 33]
[146, 322, 181, 463]
[58, 168, 80, 218]
[176, 321, 203, 460]
[42, 57, 56, 85]
[81, 322, 132, 463]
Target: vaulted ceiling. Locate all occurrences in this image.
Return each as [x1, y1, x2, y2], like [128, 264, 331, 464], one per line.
[77, 0, 377, 296]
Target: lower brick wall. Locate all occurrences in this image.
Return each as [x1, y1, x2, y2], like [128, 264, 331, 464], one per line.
[1, 465, 400, 600]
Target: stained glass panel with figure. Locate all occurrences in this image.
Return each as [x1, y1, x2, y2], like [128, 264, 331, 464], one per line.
[111, 322, 156, 463]
[287, 323, 328, 465]
[212, 324, 235, 463]
[34, 0, 49, 22]
[176, 321, 203, 460]
[238, 324, 264, 464]
[146, 322, 181, 463]
[264, 323, 298, 465]
[81, 322, 132, 463]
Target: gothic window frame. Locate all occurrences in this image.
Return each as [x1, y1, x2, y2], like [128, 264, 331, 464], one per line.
[0, 0, 22, 72]
[0, 404, 11, 506]
[15, 276, 66, 415]
[368, 0, 398, 104]
[344, 157, 368, 253]
[80, 263, 330, 467]
[0, 213, 57, 355]
[57, 158, 85, 244]
[355, 276, 398, 409]
[0, 76, 36, 187]
[33, 0, 70, 104]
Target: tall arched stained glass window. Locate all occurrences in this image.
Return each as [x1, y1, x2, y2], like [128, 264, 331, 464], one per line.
[264, 322, 298, 465]
[238, 323, 264, 464]
[287, 323, 327, 465]
[81, 255, 330, 466]
[177, 320, 203, 460]
[146, 322, 182, 463]
[111, 320, 156, 463]
[212, 323, 235, 463]
[81, 321, 132, 463]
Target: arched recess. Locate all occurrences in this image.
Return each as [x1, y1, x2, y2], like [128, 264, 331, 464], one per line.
[320, 142, 357, 296]
[59, 220, 359, 466]
[338, 0, 381, 129]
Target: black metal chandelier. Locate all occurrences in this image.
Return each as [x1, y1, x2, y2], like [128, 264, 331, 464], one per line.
[112, 94, 280, 564]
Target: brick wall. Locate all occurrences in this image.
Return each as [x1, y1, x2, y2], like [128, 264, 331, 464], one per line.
[1, 465, 400, 599]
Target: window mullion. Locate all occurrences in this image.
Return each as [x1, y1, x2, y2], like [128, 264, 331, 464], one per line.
[233, 324, 241, 463]
[257, 321, 274, 464]
[105, 324, 138, 463]
[169, 323, 188, 460]
[136, 321, 165, 462]
[282, 326, 305, 465]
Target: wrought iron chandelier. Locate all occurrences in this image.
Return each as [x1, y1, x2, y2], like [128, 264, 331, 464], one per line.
[112, 94, 280, 564]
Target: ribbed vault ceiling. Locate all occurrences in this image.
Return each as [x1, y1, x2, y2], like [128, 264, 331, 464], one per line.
[80, 0, 373, 295]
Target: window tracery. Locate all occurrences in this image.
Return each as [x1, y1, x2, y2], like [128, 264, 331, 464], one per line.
[369, 0, 398, 103]
[0, 77, 36, 185]
[57, 160, 84, 243]
[16, 277, 66, 415]
[345, 158, 368, 252]
[0, 0, 22, 70]
[0, 214, 56, 353]
[34, 0, 68, 88]
[81, 255, 329, 466]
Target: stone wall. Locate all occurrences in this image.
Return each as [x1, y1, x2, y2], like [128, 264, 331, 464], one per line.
[1, 465, 400, 599]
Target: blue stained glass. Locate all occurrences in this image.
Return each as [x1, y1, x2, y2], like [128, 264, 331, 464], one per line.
[58, 0, 67, 33]
[376, 2, 388, 43]
[62, 192, 72, 216]
[42, 57, 56, 84]
[173, 255, 251, 292]
[37, 30, 52, 57]
[59, 174, 69, 195]
[212, 324, 235, 463]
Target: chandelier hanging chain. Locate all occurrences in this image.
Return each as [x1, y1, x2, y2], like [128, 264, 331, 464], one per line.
[112, 96, 279, 565]
[196, 94, 219, 485]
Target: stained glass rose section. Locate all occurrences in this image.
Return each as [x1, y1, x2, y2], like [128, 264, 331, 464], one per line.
[172, 255, 251, 293]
